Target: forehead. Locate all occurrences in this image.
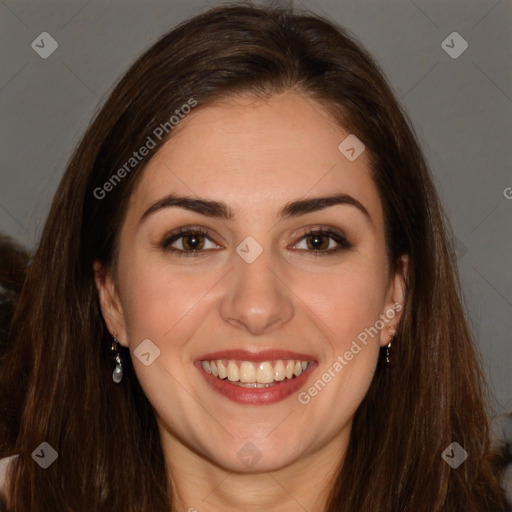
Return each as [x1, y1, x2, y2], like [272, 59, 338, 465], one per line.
[126, 91, 382, 224]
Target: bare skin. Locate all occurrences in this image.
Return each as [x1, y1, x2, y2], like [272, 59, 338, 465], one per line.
[95, 90, 407, 511]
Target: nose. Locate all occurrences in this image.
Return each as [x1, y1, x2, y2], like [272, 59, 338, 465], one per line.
[220, 248, 294, 336]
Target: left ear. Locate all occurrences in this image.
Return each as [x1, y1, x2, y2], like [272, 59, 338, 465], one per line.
[379, 254, 408, 347]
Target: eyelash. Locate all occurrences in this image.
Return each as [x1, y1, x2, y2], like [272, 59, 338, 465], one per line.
[159, 226, 353, 258]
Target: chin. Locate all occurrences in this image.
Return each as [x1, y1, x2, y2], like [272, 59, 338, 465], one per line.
[215, 450, 301, 474]
[205, 435, 305, 474]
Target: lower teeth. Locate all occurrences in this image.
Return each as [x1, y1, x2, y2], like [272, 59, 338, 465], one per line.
[228, 380, 278, 388]
[218, 376, 298, 388]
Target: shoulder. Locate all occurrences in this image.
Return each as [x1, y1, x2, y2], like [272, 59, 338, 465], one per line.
[0, 455, 18, 508]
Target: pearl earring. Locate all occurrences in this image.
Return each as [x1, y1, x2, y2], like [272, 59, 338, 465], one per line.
[111, 337, 123, 383]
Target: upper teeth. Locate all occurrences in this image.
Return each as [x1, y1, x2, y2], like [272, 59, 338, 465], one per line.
[201, 359, 309, 384]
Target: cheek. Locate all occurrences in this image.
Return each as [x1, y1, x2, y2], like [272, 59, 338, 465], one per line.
[118, 254, 207, 344]
[292, 258, 389, 352]
[125, 271, 205, 342]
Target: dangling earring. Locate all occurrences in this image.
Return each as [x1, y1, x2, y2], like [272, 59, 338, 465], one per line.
[111, 337, 123, 383]
[385, 326, 396, 366]
[385, 341, 392, 365]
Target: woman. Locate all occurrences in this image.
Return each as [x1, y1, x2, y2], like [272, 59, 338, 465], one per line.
[0, 2, 509, 510]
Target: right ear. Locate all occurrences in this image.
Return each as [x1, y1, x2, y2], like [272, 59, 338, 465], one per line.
[93, 260, 128, 347]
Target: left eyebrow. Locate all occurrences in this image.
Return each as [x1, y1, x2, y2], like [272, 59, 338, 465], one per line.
[139, 193, 372, 225]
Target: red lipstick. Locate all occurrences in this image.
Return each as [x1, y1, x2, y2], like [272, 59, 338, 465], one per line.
[195, 350, 317, 405]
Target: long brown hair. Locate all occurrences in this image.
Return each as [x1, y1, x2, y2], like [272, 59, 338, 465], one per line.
[0, 2, 509, 510]
[0, 236, 29, 352]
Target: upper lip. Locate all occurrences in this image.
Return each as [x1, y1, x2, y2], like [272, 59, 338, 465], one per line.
[196, 349, 317, 362]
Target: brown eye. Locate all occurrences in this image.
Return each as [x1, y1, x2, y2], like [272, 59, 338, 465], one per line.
[293, 228, 352, 256]
[160, 227, 221, 257]
[305, 233, 331, 251]
[180, 233, 205, 251]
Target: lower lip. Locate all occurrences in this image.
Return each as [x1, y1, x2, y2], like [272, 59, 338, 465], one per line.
[195, 361, 317, 405]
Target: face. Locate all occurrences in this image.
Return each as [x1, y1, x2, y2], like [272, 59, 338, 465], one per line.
[95, 90, 406, 475]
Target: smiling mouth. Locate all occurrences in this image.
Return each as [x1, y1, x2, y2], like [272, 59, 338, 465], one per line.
[200, 359, 310, 387]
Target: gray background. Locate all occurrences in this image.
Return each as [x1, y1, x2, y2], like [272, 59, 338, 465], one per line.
[1, 0, 511, 415]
